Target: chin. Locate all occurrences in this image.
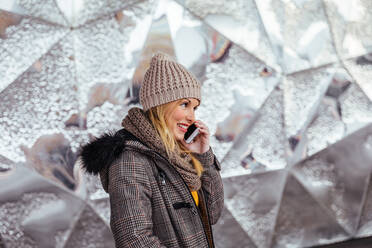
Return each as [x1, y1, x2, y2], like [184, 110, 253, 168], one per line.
[174, 132, 183, 142]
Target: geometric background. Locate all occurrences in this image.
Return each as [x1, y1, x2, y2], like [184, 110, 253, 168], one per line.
[0, 0, 371, 247]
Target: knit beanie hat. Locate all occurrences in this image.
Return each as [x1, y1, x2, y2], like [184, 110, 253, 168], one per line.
[139, 53, 201, 111]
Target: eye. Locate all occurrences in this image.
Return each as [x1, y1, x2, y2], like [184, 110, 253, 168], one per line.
[180, 102, 188, 108]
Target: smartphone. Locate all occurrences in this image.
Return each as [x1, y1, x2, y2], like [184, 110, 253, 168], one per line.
[184, 123, 200, 144]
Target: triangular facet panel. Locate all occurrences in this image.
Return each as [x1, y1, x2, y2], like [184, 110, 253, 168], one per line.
[272, 173, 349, 247]
[255, 0, 338, 74]
[339, 78, 372, 134]
[284, 67, 333, 140]
[222, 82, 286, 178]
[63, 203, 115, 248]
[67, 0, 145, 27]
[0, 35, 78, 163]
[88, 198, 111, 225]
[0, 12, 68, 93]
[292, 124, 372, 235]
[175, 0, 279, 71]
[305, 65, 371, 157]
[223, 170, 286, 248]
[0, 165, 86, 248]
[344, 54, 372, 101]
[323, 0, 372, 59]
[16, 0, 69, 26]
[213, 206, 257, 248]
[80, 0, 154, 137]
[284, 66, 334, 165]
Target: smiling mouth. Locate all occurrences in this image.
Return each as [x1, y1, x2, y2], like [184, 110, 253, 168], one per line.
[177, 123, 188, 132]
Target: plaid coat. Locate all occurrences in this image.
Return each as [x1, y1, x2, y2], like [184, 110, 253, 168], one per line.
[80, 129, 224, 248]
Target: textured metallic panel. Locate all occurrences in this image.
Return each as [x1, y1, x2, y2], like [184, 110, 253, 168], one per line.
[63, 203, 115, 248]
[213, 206, 257, 248]
[324, 0, 372, 59]
[224, 170, 286, 248]
[292, 125, 372, 235]
[0, 165, 85, 248]
[222, 83, 286, 178]
[179, 0, 279, 71]
[0, 13, 68, 93]
[200, 45, 280, 164]
[256, 0, 338, 74]
[339, 81, 372, 134]
[17, 0, 69, 26]
[67, 0, 141, 27]
[344, 54, 372, 101]
[272, 173, 349, 247]
[0, 35, 78, 163]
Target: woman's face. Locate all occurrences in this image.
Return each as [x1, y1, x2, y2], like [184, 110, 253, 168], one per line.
[166, 98, 200, 142]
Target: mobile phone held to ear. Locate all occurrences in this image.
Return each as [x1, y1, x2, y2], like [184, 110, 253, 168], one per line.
[184, 123, 200, 144]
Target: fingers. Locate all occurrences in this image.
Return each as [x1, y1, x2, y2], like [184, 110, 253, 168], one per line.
[194, 120, 209, 135]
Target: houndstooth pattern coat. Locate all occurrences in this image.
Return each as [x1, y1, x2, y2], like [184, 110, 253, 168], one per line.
[80, 129, 224, 248]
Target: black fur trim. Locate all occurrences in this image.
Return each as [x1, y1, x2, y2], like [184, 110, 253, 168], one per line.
[79, 129, 134, 175]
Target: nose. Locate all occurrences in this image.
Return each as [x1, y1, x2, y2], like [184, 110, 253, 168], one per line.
[186, 109, 195, 123]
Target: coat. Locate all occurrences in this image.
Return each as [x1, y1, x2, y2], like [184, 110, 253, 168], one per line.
[80, 128, 224, 248]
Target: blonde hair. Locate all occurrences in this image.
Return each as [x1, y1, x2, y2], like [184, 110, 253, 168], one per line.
[147, 99, 204, 177]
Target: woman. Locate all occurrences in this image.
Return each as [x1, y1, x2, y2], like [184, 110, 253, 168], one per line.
[80, 53, 224, 248]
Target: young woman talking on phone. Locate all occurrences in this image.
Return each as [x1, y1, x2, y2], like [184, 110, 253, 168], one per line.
[80, 53, 224, 248]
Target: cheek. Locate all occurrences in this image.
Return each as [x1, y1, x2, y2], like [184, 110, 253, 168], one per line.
[170, 109, 185, 123]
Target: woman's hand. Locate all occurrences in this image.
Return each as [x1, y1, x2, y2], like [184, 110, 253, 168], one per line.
[181, 120, 210, 154]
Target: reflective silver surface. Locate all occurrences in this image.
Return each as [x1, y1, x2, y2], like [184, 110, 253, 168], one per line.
[224, 170, 286, 248]
[324, 0, 372, 59]
[256, 0, 338, 74]
[1, 0, 372, 247]
[272, 173, 348, 247]
[222, 84, 286, 178]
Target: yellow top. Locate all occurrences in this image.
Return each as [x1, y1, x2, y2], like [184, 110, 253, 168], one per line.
[190, 190, 199, 206]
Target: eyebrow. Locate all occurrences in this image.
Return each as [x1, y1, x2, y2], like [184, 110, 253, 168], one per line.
[186, 98, 200, 107]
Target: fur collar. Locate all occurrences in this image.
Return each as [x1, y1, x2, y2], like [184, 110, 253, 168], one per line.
[79, 129, 143, 175]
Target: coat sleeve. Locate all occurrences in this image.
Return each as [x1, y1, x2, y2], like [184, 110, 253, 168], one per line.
[108, 150, 166, 248]
[193, 147, 224, 225]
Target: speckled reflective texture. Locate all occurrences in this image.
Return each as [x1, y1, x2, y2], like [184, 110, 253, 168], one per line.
[74, 16, 129, 108]
[0, 165, 85, 248]
[89, 198, 111, 224]
[64, 203, 115, 248]
[272, 173, 349, 247]
[0, 35, 78, 163]
[180, 0, 279, 71]
[213, 206, 257, 248]
[284, 67, 332, 138]
[292, 125, 372, 234]
[256, 0, 338, 74]
[344, 55, 372, 101]
[306, 97, 345, 156]
[0, 15, 68, 92]
[324, 0, 372, 59]
[223, 170, 286, 248]
[222, 83, 286, 178]
[198, 45, 280, 163]
[1, 0, 372, 247]
[67, 0, 140, 27]
[17, 0, 69, 26]
[339, 82, 372, 133]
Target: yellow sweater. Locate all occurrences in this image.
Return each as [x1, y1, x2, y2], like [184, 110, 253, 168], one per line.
[190, 190, 199, 206]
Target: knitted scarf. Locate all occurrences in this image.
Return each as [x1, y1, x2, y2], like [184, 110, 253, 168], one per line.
[121, 107, 201, 191]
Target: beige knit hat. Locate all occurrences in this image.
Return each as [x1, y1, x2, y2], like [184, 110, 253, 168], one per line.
[139, 53, 201, 111]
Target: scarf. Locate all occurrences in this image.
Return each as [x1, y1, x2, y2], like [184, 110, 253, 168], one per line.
[121, 107, 201, 191]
